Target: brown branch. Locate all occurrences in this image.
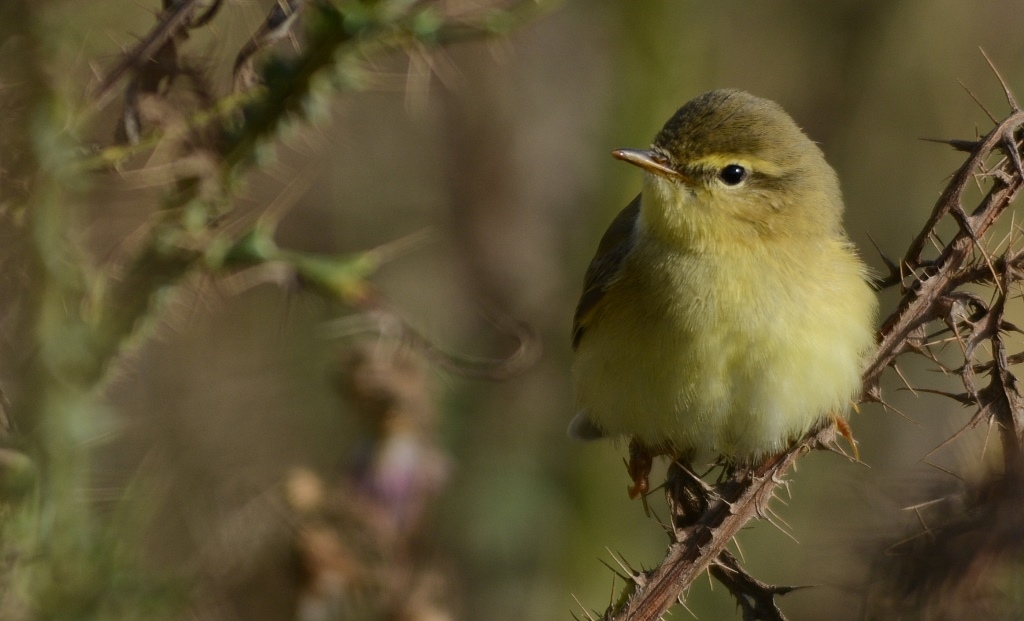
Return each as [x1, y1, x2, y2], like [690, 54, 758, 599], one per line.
[601, 87, 1024, 621]
[983, 268, 1024, 471]
[604, 426, 836, 620]
[865, 110, 1024, 390]
[710, 551, 802, 621]
[92, 0, 222, 102]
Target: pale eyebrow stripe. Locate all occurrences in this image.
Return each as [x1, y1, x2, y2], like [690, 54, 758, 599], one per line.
[688, 155, 791, 182]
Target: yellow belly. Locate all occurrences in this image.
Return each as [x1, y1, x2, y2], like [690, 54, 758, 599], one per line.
[571, 236, 876, 460]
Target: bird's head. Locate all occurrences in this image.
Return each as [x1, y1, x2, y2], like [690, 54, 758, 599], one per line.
[615, 89, 844, 249]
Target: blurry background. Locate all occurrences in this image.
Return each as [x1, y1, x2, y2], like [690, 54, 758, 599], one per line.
[12, 0, 1024, 619]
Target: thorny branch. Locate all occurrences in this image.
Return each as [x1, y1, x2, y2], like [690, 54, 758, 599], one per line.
[594, 72, 1024, 621]
[82, 0, 550, 380]
[0, 0, 550, 618]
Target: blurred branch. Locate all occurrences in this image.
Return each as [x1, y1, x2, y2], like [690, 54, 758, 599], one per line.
[81, 0, 559, 172]
[0, 0, 554, 618]
[596, 69, 1024, 621]
[223, 227, 541, 379]
[286, 343, 450, 620]
[91, 0, 224, 104]
[70, 1, 542, 384]
[70, 0, 558, 390]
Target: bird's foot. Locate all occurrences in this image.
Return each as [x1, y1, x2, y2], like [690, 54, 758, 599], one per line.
[625, 440, 654, 515]
[831, 414, 860, 461]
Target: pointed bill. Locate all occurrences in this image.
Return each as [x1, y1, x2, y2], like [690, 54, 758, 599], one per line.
[612, 148, 694, 184]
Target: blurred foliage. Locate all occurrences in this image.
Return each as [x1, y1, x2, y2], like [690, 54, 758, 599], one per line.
[0, 0, 1022, 620]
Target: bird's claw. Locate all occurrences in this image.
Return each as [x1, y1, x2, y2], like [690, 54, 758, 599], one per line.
[625, 440, 654, 515]
[831, 414, 859, 461]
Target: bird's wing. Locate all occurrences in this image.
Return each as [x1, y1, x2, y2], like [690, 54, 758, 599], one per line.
[571, 194, 641, 350]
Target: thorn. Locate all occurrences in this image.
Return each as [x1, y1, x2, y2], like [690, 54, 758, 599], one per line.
[731, 534, 746, 563]
[921, 411, 990, 463]
[678, 596, 698, 619]
[609, 573, 617, 609]
[912, 506, 930, 535]
[988, 168, 1017, 186]
[920, 136, 980, 153]
[980, 414, 996, 463]
[957, 210, 1005, 295]
[876, 393, 922, 427]
[971, 168, 989, 194]
[980, 47, 1020, 112]
[1001, 319, 1024, 335]
[914, 387, 975, 405]
[988, 219, 1017, 256]
[763, 505, 799, 544]
[921, 458, 965, 482]
[711, 557, 737, 576]
[1001, 129, 1024, 180]
[365, 227, 438, 266]
[674, 460, 717, 495]
[821, 438, 868, 466]
[959, 79, 999, 123]
[781, 476, 793, 499]
[902, 495, 947, 512]
[892, 364, 919, 396]
[648, 502, 673, 537]
[886, 528, 937, 554]
[917, 338, 955, 365]
[866, 232, 900, 279]
[257, 162, 325, 231]
[598, 558, 630, 583]
[606, 548, 637, 577]
[571, 594, 597, 621]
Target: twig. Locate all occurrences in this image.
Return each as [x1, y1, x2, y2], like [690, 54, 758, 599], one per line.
[604, 427, 833, 619]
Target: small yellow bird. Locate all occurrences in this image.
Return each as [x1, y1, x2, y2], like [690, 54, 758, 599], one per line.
[570, 90, 877, 497]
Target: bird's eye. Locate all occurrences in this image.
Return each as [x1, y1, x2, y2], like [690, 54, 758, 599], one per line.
[718, 164, 747, 186]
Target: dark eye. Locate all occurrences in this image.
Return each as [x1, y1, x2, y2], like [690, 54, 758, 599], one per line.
[718, 164, 747, 186]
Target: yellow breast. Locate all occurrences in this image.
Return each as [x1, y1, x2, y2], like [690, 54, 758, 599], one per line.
[571, 229, 877, 461]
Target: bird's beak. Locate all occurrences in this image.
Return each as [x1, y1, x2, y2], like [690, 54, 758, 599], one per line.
[612, 148, 692, 184]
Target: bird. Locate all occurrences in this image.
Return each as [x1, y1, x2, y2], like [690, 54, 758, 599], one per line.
[569, 89, 878, 498]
